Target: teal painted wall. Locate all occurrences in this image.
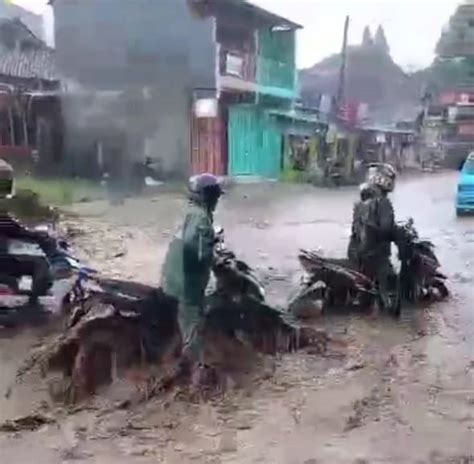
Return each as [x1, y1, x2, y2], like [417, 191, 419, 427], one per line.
[228, 105, 282, 178]
[257, 29, 297, 98]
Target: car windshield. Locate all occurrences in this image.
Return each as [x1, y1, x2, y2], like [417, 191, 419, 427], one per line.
[464, 159, 474, 175]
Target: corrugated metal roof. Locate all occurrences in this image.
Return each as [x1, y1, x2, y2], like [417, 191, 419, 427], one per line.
[0, 46, 58, 81]
[268, 108, 322, 124]
[359, 124, 415, 135]
[0, 18, 58, 82]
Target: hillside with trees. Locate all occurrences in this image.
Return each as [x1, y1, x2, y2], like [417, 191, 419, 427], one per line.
[300, 2, 474, 124]
[299, 25, 422, 124]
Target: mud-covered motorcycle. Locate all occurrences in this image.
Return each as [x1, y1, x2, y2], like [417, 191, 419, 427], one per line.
[0, 228, 92, 328]
[288, 219, 448, 318]
[395, 219, 448, 303]
[18, 229, 328, 402]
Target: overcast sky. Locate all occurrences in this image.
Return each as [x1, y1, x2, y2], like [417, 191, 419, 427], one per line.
[15, 0, 461, 70]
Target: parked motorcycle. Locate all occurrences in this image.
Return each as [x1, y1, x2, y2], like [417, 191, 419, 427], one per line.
[288, 219, 448, 318]
[23, 230, 328, 401]
[0, 230, 91, 328]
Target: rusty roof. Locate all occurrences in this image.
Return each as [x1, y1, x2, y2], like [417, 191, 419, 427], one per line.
[0, 47, 58, 81]
[0, 18, 58, 82]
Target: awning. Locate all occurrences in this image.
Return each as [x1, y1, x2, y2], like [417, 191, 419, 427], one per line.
[267, 108, 323, 125]
[358, 124, 416, 135]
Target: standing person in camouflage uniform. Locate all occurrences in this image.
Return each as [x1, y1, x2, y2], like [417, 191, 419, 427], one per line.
[160, 173, 223, 382]
[348, 163, 400, 315]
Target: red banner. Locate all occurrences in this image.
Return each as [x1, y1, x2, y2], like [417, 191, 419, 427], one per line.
[458, 124, 474, 136]
[439, 91, 474, 106]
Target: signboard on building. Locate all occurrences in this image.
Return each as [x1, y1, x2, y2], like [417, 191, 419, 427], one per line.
[439, 92, 457, 105]
[458, 124, 474, 136]
[439, 91, 474, 106]
[225, 53, 244, 78]
[376, 132, 386, 144]
[459, 93, 472, 105]
[194, 98, 218, 118]
[447, 106, 458, 123]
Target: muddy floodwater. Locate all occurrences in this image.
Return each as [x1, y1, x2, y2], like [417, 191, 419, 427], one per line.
[1, 172, 473, 463]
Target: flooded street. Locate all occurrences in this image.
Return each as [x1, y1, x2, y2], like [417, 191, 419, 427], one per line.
[1, 171, 473, 463]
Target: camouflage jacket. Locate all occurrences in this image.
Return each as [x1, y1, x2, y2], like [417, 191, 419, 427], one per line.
[350, 189, 395, 261]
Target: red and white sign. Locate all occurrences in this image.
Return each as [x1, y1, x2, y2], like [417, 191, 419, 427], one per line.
[439, 91, 474, 106]
[458, 124, 474, 136]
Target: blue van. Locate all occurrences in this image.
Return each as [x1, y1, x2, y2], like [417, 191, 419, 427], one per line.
[456, 152, 474, 216]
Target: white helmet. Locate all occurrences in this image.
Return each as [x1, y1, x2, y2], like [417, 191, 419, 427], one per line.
[366, 163, 397, 192]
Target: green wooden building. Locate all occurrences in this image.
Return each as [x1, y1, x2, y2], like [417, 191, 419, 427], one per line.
[188, 0, 324, 180]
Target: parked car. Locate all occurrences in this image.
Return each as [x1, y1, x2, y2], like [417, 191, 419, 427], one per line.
[456, 152, 474, 216]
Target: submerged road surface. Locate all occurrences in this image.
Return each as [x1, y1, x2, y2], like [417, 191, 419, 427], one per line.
[0, 171, 473, 463]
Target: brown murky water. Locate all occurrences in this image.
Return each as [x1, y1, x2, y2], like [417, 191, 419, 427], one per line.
[1, 172, 473, 463]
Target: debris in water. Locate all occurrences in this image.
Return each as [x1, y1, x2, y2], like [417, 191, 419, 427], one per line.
[345, 361, 366, 372]
[344, 389, 380, 432]
[0, 413, 56, 433]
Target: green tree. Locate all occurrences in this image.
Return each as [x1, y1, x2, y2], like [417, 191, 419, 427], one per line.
[374, 25, 389, 54]
[362, 26, 373, 47]
[434, 2, 474, 88]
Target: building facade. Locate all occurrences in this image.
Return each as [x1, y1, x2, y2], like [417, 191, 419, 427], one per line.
[0, 18, 61, 174]
[52, 0, 303, 180]
[430, 1, 474, 166]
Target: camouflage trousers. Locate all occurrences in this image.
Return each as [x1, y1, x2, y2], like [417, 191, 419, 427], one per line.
[360, 255, 398, 312]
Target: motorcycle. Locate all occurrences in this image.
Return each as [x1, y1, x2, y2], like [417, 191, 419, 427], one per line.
[288, 219, 448, 318]
[288, 250, 377, 318]
[395, 218, 448, 303]
[21, 229, 328, 401]
[0, 229, 92, 328]
[210, 226, 265, 302]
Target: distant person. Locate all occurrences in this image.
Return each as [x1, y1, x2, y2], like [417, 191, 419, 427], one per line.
[160, 173, 223, 385]
[131, 157, 156, 195]
[105, 148, 126, 205]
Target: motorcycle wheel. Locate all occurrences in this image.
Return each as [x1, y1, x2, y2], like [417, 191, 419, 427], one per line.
[432, 280, 449, 300]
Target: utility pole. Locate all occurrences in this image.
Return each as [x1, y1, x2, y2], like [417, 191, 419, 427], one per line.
[336, 16, 350, 112]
